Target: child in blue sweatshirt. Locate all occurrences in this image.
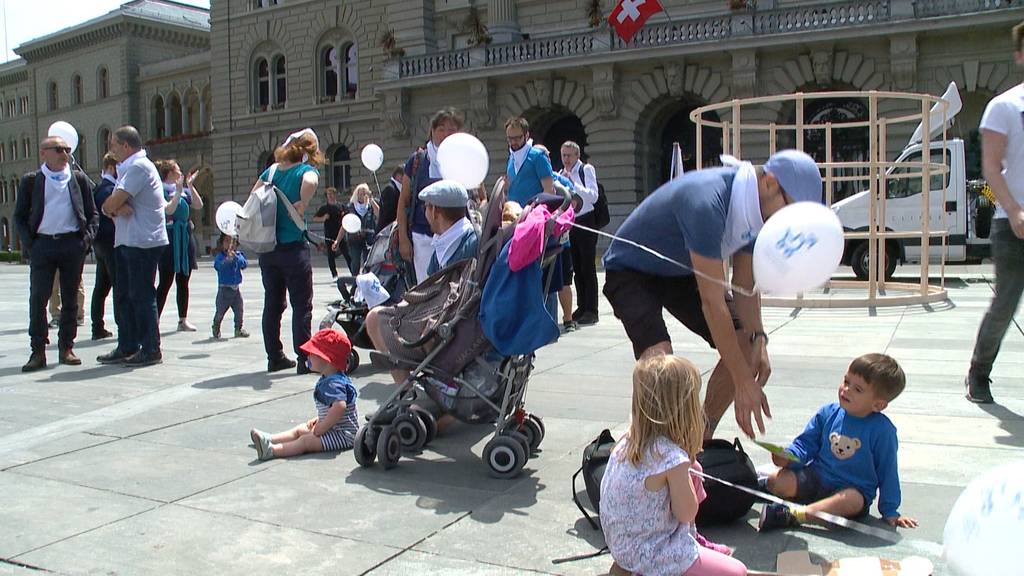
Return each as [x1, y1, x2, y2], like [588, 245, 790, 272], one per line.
[212, 234, 249, 339]
[759, 353, 918, 531]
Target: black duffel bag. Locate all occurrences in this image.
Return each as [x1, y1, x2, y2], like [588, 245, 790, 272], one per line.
[695, 437, 759, 526]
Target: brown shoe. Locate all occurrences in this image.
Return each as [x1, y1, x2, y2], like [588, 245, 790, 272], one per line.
[59, 348, 82, 366]
[22, 351, 46, 372]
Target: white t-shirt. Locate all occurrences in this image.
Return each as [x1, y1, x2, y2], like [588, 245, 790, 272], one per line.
[114, 157, 169, 249]
[980, 83, 1024, 219]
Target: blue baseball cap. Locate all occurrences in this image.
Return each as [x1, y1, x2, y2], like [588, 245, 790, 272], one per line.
[418, 179, 469, 208]
[764, 150, 823, 204]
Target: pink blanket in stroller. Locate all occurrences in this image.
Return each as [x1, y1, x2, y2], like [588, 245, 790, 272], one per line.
[507, 204, 575, 272]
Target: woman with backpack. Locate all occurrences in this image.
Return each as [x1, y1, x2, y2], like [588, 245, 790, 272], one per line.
[253, 129, 323, 374]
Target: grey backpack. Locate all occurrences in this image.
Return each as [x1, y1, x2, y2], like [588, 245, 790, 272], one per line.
[236, 163, 306, 253]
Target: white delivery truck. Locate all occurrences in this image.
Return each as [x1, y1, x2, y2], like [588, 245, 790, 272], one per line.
[831, 84, 993, 280]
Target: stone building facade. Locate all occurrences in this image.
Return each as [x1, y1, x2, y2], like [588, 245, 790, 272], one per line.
[2, 0, 1022, 253]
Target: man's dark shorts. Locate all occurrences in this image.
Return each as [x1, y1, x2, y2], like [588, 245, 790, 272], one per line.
[603, 269, 742, 359]
[792, 466, 870, 518]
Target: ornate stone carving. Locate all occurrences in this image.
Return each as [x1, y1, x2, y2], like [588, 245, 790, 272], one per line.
[665, 62, 684, 98]
[812, 50, 833, 87]
[534, 77, 552, 109]
[469, 79, 494, 129]
[889, 33, 917, 90]
[731, 49, 757, 98]
[383, 89, 409, 138]
[592, 64, 617, 119]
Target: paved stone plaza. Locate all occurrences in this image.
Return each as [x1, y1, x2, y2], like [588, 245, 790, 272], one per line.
[0, 259, 1021, 575]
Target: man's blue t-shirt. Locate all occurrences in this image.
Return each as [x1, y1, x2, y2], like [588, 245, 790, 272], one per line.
[260, 164, 317, 245]
[603, 167, 739, 277]
[507, 147, 554, 205]
[786, 402, 903, 518]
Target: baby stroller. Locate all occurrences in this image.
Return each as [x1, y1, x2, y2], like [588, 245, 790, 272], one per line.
[319, 221, 415, 373]
[353, 178, 574, 478]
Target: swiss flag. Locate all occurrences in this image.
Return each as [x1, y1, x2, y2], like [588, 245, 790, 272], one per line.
[608, 0, 665, 44]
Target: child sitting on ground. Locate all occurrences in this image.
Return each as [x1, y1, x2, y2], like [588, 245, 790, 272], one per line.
[601, 354, 747, 576]
[758, 353, 918, 531]
[212, 234, 248, 339]
[250, 329, 358, 460]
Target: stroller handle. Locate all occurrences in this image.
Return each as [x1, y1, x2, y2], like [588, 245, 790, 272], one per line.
[550, 181, 574, 218]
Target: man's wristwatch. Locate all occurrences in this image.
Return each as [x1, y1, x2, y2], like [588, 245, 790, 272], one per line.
[750, 330, 769, 344]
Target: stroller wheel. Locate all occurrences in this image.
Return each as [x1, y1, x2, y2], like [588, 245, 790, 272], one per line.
[520, 416, 544, 453]
[376, 425, 401, 470]
[345, 349, 361, 374]
[484, 435, 527, 479]
[507, 430, 532, 459]
[353, 426, 376, 467]
[408, 405, 437, 447]
[393, 412, 428, 452]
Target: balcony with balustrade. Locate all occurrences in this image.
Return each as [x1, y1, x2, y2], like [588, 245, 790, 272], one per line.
[380, 0, 1023, 87]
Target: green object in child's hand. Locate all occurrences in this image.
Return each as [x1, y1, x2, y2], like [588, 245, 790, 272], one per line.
[754, 440, 801, 462]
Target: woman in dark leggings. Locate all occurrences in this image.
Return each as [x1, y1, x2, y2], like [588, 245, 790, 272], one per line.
[154, 159, 202, 331]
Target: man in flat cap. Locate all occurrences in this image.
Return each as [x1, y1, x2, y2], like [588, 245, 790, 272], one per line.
[602, 149, 823, 439]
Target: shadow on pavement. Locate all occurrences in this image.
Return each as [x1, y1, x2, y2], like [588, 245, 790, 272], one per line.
[980, 403, 1024, 448]
[193, 371, 273, 391]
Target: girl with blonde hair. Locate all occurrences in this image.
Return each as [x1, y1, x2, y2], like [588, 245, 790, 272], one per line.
[600, 354, 747, 576]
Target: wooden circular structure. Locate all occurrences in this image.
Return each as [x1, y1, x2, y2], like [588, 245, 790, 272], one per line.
[691, 90, 952, 308]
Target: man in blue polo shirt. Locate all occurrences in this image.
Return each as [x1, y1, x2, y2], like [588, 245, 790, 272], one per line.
[603, 150, 823, 438]
[504, 117, 554, 205]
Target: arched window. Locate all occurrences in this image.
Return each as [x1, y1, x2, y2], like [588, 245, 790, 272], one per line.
[98, 67, 109, 99]
[168, 92, 183, 137]
[19, 96, 27, 114]
[255, 58, 270, 111]
[71, 74, 83, 105]
[331, 145, 351, 191]
[0, 144, 5, 162]
[201, 85, 212, 131]
[98, 128, 110, 166]
[47, 81, 58, 111]
[22, 137, 29, 158]
[1, 181, 6, 204]
[345, 43, 358, 98]
[273, 55, 287, 107]
[154, 95, 166, 139]
[77, 135, 86, 170]
[321, 46, 339, 102]
[9, 141, 16, 161]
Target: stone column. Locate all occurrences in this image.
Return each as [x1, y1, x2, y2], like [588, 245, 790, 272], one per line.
[199, 98, 208, 132]
[182, 103, 191, 135]
[164, 105, 173, 138]
[487, 0, 520, 44]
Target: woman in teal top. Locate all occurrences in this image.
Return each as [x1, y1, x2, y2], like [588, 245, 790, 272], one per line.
[154, 159, 199, 332]
[254, 129, 323, 374]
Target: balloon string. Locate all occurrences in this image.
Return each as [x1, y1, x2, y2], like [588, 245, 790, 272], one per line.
[569, 222, 758, 298]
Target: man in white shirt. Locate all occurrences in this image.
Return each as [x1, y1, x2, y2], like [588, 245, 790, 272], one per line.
[97, 125, 169, 368]
[14, 136, 98, 371]
[967, 20, 1024, 404]
[560, 141, 601, 325]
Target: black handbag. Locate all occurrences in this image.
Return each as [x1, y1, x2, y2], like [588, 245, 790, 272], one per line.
[695, 437, 759, 526]
[571, 429, 616, 530]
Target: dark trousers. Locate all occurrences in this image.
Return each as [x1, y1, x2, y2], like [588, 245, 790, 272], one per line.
[91, 242, 116, 334]
[213, 286, 244, 330]
[28, 235, 86, 351]
[326, 237, 351, 277]
[970, 219, 1024, 377]
[114, 245, 163, 356]
[260, 242, 313, 362]
[348, 243, 366, 276]
[570, 211, 600, 315]
[157, 248, 190, 319]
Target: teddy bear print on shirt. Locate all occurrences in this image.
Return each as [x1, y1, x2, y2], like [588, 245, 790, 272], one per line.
[829, 432, 861, 460]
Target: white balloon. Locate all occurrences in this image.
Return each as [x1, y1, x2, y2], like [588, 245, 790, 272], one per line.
[944, 460, 1024, 576]
[47, 121, 79, 154]
[342, 213, 362, 234]
[753, 202, 844, 295]
[215, 201, 243, 236]
[437, 132, 489, 189]
[360, 144, 384, 172]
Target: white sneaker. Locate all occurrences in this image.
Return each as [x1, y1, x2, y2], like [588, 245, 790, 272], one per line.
[250, 429, 274, 461]
[177, 320, 197, 332]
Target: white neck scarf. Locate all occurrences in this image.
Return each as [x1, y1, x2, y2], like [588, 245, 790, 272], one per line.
[426, 141, 442, 179]
[102, 173, 117, 185]
[353, 201, 368, 216]
[510, 138, 534, 174]
[116, 149, 148, 176]
[432, 216, 473, 268]
[40, 163, 71, 183]
[390, 177, 401, 189]
[719, 155, 763, 258]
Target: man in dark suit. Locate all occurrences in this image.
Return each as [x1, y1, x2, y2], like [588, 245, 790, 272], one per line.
[375, 165, 404, 233]
[90, 153, 118, 340]
[14, 135, 98, 371]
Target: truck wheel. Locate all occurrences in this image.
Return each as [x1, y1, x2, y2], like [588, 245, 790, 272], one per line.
[851, 242, 897, 281]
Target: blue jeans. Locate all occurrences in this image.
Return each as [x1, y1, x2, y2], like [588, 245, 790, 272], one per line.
[114, 245, 164, 356]
[970, 219, 1024, 378]
[259, 242, 313, 361]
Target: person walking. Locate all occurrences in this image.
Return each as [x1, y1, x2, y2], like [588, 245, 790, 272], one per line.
[14, 135, 98, 371]
[90, 153, 118, 340]
[965, 20, 1024, 404]
[97, 125, 169, 367]
[560, 141, 601, 326]
[312, 187, 349, 279]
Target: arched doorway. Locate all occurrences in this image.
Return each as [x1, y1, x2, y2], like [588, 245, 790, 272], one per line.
[637, 96, 722, 197]
[257, 151, 274, 176]
[525, 107, 588, 172]
[959, 90, 994, 180]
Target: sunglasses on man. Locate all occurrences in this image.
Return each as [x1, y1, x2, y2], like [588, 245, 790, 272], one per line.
[44, 146, 72, 154]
